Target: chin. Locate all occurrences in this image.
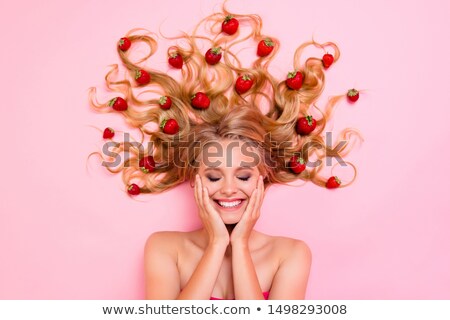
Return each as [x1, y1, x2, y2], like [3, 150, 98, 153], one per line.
[220, 215, 242, 225]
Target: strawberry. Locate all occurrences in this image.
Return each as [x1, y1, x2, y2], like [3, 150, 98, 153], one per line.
[289, 155, 306, 174]
[286, 71, 303, 90]
[139, 155, 156, 173]
[205, 47, 222, 65]
[222, 15, 239, 35]
[103, 127, 115, 139]
[160, 118, 179, 134]
[108, 97, 128, 111]
[118, 37, 131, 51]
[347, 89, 359, 102]
[257, 38, 274, 57]
[127, 183, 141, 195]
[235, 75, 254, 94]
[322, 53, 334, 68]
[159, 96, 172, 109]
[168, 53, 183, 69]
[135, 69, 150, 85]
[296, 115, 317, 135]
[326, 176, 341, 189]
[191, 92, 210, 109]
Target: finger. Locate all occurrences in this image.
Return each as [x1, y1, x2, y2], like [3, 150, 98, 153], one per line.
[243, 188, 257, 221]
[195, 175, 206, 217]
[250, 176, 262, 220]
[254, 176, 264, 218]
[202, 186, 214, 215]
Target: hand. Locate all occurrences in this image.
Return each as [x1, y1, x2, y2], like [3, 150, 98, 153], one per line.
[194, 174, 229, 246]
[230, 175, 265, 245]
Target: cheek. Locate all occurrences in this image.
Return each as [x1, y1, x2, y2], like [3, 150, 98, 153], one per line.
[201, 179, 219, 196]
[244, 181, 258, 197]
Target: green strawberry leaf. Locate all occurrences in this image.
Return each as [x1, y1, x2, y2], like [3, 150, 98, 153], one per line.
[264, 38, 274, 47]
[108, 97, 117, 107]
[160, 118, 167, 129]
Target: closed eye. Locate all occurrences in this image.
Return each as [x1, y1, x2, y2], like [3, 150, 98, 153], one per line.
[206, 177, 251, 182]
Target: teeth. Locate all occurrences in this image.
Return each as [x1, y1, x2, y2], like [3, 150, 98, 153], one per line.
[218, 200, 242, 208]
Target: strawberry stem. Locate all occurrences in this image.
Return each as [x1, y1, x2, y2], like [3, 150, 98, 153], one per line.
[287, 71, 297, 78]
[108, 97, 117, 107]
[264, 38, 274, 47]
[160, 118, 167, 129]
[135, 70, 142, 79]
[212, 47, 222, 54]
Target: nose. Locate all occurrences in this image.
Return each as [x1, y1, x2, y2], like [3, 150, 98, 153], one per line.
[220, 178, 238, 196]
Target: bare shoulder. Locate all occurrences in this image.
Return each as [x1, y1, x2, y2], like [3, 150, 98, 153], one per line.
[262, 235, 312, 299]
[144, 230, 199, 255]
[145, 230, 178, 245]
[270, 235, 312, 263]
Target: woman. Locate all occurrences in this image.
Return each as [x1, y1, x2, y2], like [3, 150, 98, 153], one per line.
[144, 107, 312, 300]
[88, 2, 359, 301]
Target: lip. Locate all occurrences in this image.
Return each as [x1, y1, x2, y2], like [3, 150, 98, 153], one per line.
[214, 198, 245, 202]
[213, 199, 246, 211]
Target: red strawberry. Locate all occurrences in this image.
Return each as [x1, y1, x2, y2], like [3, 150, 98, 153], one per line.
[160, 118, 179, 134]
[205, 47, 222, 65]
[108, 97, 128, 111]
[322, 53, 334, 68]
[235, 75, 254, 94]
[135, 69, 151, 85]
[168, 53, 183, 69]
[257, 38, 274, 57]
[118, 37, 131, 51]
[139, 156, 156, 174]
[296, 115, 317, 135]
[127, 183, 141, 195]
[222, 15, 239, 35]
[103, 127, 115, 139]
[326, 176, 341, 189]
[159, 96, 172, 109]
[347, 89, 359, 102]
[289, 155, 306, 174]
[191, 92, 210, 109]
[286, 71, 303, 90]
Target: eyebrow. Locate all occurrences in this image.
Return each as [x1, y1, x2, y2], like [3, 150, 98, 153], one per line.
[204, 166, 254, 173]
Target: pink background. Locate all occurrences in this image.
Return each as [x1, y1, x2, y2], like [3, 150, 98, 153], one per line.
[1, 0, 449, 299]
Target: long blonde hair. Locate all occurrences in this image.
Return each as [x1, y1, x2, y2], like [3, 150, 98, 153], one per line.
[88, 1, 361, 194]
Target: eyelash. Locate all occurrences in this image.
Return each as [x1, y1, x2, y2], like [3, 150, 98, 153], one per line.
[207, 177, 250, 182]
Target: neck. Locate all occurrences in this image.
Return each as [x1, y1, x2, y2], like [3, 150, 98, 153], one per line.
[225, 223, 237, 234]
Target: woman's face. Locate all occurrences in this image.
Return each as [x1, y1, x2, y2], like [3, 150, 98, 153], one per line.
[197, 139, 261, 225]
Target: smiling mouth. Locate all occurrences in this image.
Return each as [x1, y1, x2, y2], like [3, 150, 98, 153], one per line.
[214, 199, 244, 208]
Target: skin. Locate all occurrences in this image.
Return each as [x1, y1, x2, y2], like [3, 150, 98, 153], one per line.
[144, 139, 312, 299]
